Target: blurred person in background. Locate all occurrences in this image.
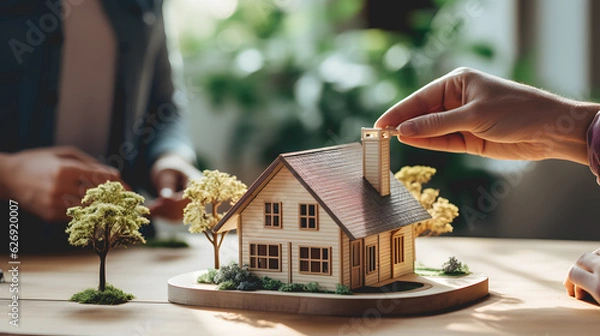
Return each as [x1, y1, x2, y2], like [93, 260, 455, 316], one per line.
[0, 0, 200, 252]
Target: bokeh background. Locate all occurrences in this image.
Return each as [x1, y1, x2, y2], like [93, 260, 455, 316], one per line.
[159, 0, 600, 241]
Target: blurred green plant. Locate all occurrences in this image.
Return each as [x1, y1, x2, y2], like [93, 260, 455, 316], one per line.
[174, 0, 496, 234]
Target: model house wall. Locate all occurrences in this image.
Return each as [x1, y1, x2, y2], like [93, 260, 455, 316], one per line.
[238, 164, 415, 291]
[240, 165, 342, 290]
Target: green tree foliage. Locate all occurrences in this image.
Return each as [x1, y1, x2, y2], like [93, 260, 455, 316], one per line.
[183, 170, 247, 268]
[66, 181, 150, 292]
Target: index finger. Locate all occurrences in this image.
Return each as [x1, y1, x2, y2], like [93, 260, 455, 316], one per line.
[54, 146, 101, 165]
[60, 161, 130, 191]
[374, 69, 467, 129]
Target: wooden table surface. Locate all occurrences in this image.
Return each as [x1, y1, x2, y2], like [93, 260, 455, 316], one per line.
[0, 235, 599, 336]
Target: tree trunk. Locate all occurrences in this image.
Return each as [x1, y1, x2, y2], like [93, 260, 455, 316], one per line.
[213, 232, 220, 269]
[98, 252, 107, 291]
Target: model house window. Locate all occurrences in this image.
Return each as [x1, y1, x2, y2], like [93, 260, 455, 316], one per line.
[299, 246, 330, 275]
[366, 244, 377, 274]
[249, 243, 281, 271]
[393, 235, 405, 265]
[264, 202, 282, 228]
[299, 203, 318, 230]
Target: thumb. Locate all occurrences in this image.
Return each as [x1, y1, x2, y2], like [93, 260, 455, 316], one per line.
[396, 108, 469, 138]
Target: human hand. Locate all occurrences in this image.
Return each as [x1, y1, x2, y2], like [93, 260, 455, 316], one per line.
[375, 67, 600, 165]
[564, 248, 600, 304]
[148, 153, 201, 221]
[0, 147, 126, 222]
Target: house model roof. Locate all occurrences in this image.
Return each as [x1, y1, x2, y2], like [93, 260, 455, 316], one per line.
[213, 143, 431, 240]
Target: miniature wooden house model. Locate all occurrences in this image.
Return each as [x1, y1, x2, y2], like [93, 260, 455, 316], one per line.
[213, 128, 430, 290]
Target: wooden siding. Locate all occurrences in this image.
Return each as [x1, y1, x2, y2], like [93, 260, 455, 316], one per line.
[359, 224, 415, 286]
[363, 141, 381, 192]
[362, 137, 390, 196]
[380, 139, 390, 196]
[240, 167, 341, 291]
[341, 233, 350, 287]
[391, 225, 414, 277]
[364, 235, 379, 286]
[379, 230, 392, 282]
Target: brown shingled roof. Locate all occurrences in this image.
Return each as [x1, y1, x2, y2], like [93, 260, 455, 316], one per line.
[213, 143, 431, 240]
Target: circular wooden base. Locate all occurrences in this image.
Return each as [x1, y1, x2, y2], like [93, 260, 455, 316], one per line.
[168, 271, 488, 316]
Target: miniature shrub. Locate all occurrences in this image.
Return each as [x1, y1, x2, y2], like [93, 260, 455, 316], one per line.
[236, 281, 261, 291]
[213, 262, 240, 284]
[335, 284, 353, 295]
[70, 284, 134, 305]
[198, 265, 351, 295]
[279, 283, 306, 292]
[234, 266, 261, 285]
[211, 262, 262, 290]
[278, 284, 292, 292]
[214, 263, 256, 283]
[303, 282, 321, 293]
[217, 280, 237, 290]
[261, 276, 284, 290]
[442, 256, 470, 275]
[197, 268, 218, 284]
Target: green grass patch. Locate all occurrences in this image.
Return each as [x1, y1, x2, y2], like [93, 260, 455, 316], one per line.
[415, 264, 447, 276]
[70, 284, 134, 305]
[415, 257, 471, 277]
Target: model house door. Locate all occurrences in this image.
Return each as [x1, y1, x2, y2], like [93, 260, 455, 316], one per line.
[351, 240, 363, 288]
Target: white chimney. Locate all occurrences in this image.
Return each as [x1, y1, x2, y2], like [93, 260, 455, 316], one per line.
[361, 127, 395, 197]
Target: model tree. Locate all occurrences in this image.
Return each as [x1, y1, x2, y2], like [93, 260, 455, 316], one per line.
[183, 169, 247, 269]
[66, 181, 150, 304]
[395, 166, 459, 237]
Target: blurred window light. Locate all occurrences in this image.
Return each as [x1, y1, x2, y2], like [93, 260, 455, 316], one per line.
[383, 44, 411, 72]
[319, 54, 375, 91]
[372, 80, 397, 105]
[299, 107, 323, 131]
[206, 0, 238, 19]
[294, 74, 323, 108]
[359, 80, 397, 110]
[216, 28, 243, 52]
[235, 49, 264, 75]
[274, 0, 301, 12]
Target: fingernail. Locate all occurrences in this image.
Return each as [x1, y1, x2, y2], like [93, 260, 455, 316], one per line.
[160, 188, 174, 198]
[398, 121, 417, 136]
